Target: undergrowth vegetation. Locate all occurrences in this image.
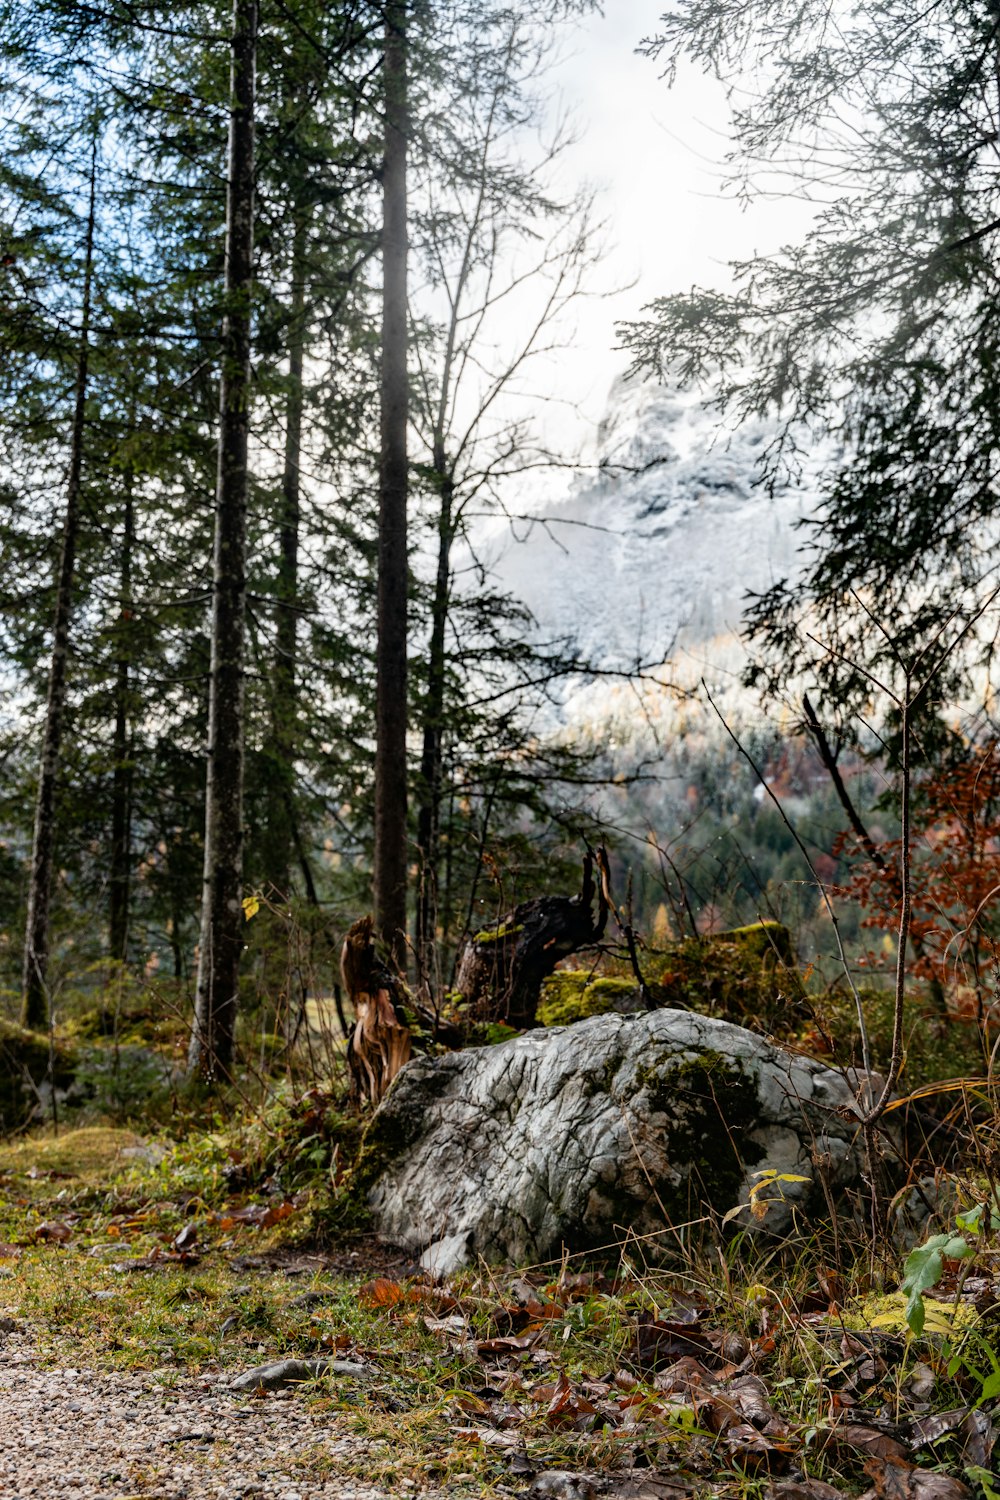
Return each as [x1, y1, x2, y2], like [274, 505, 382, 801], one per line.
[1, 898, 999, 1496]
[0, 1124, 998, 1497]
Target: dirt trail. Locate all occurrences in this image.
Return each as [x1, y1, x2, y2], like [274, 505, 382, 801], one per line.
[0, 1330, 431, 1500]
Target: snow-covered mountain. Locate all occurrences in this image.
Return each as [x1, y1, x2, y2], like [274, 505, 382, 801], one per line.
[490, 374, 823, 735]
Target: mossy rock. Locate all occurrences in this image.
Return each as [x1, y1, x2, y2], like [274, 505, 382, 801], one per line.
[537, 973, 641, 1027]
[65, 1003, 186, 1049]
[364, 1008, 872, 1267]
[654, 922, 805, 1032]
[714, 920, 795, 966]
[539, 922, 805, 1034]
[0, 1018, 78, 1133]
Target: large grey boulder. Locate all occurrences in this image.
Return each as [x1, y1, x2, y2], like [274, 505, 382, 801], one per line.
[363, 1009, 871, 1267]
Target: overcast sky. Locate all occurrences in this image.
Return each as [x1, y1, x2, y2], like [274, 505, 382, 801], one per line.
[535, 1, 816, 458]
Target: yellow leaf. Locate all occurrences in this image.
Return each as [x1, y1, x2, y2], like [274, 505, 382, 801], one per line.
[750, 1171, 812, 1186]
[242, 894, 260, 921]
[881, 1077, 993, 1113]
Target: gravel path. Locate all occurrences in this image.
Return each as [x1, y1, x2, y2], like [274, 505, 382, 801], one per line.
[0, 1329, 435, 1500]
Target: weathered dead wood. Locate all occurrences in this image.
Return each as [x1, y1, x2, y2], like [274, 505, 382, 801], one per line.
[342, 916, 412, 1107]
[453, 852, 608, 1029]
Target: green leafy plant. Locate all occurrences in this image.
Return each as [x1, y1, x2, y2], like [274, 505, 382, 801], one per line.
[901, 1232, 974, 1336]
[899, 1197, 1000, 1336]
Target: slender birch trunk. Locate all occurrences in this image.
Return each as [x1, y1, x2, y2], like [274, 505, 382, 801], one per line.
[188, 0, 257, 1082]
[21, 138, 98, 1030]
[373, 0, 409, 972]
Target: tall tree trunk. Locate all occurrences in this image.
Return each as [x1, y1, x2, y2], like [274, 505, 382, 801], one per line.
[263, 206, 308, 898]
[21, 137, 98, 1030]
[188, 0, 257, 1082]
[414, 458, 452, 988]
[108, 453, 135, 964]
[373, 0, 409, 972]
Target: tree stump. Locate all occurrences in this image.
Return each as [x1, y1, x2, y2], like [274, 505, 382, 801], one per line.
[342, 916, 412, 1107]
[453, 852, 608, 1029]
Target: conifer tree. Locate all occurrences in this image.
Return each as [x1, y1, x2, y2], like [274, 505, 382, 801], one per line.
[188, 0, 258, 1081]
[373, 0, 410, 972]
[20, 135, 97, 1029]
[621, 0, 1000, 732]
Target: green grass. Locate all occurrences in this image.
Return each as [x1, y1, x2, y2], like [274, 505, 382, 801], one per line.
[1, 1119, 998, 1497]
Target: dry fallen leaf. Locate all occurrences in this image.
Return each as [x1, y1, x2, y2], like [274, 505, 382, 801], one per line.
[728, 1372, 781, 1428]
[765, 1481, 848, 1500]
[423, 1313, 468, 1337]
[359, 1277, 411, 1307]
[530, 1370, 599, 1429]
[958, 1407, 996, 1469]
[34, 1219, 72, 1243]
[823, 1425, 909, 1461]
[477, 1331, 543, 1356]
[722, 1421, 795, 1474]
[859, 1455, 972, 1500]
[357, 1276, 455, 1314]
[260, 1200, 296, 1227]
[634, 1316, 716, 1370]
[529, 1472, 690, 1500]
[651, 1356, 715, 1395]
[217, 1200, 296, 1230]
[452, 1425, 524, 1450]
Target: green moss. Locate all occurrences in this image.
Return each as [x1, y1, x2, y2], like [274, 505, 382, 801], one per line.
[65, 1004, 184, 1050]
[0, 1018, 77, 1133]
[815, 985, 985, 1089]
[846, 1291, 978, 1337]
[472, 921, 524, 944]
[716, 919, 795, 965]
[538, 922, 805, 1034]
[537, 972, 638, 1027]
[653, 923, 806, 1032]
[0, 1125, 145, 1179]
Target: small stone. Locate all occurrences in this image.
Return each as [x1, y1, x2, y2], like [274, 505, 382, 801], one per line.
[228, 1357, 372, 1393]
[419, 1231, 471, 1278]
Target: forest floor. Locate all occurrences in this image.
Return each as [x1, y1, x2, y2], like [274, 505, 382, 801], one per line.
[0, 1126, 995, 1500]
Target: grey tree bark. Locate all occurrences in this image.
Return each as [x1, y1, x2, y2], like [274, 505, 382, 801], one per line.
[263, 205, 308, 898]
[188, 0, 257, 1082]
[108, 444, 135, 965]
[414, 455, 451, 989]
[21, 136, 98, 1031]
[373, 0, 410, 973]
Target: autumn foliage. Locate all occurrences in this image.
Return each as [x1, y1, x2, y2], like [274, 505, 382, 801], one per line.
[838, 743, 1000, 1023]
